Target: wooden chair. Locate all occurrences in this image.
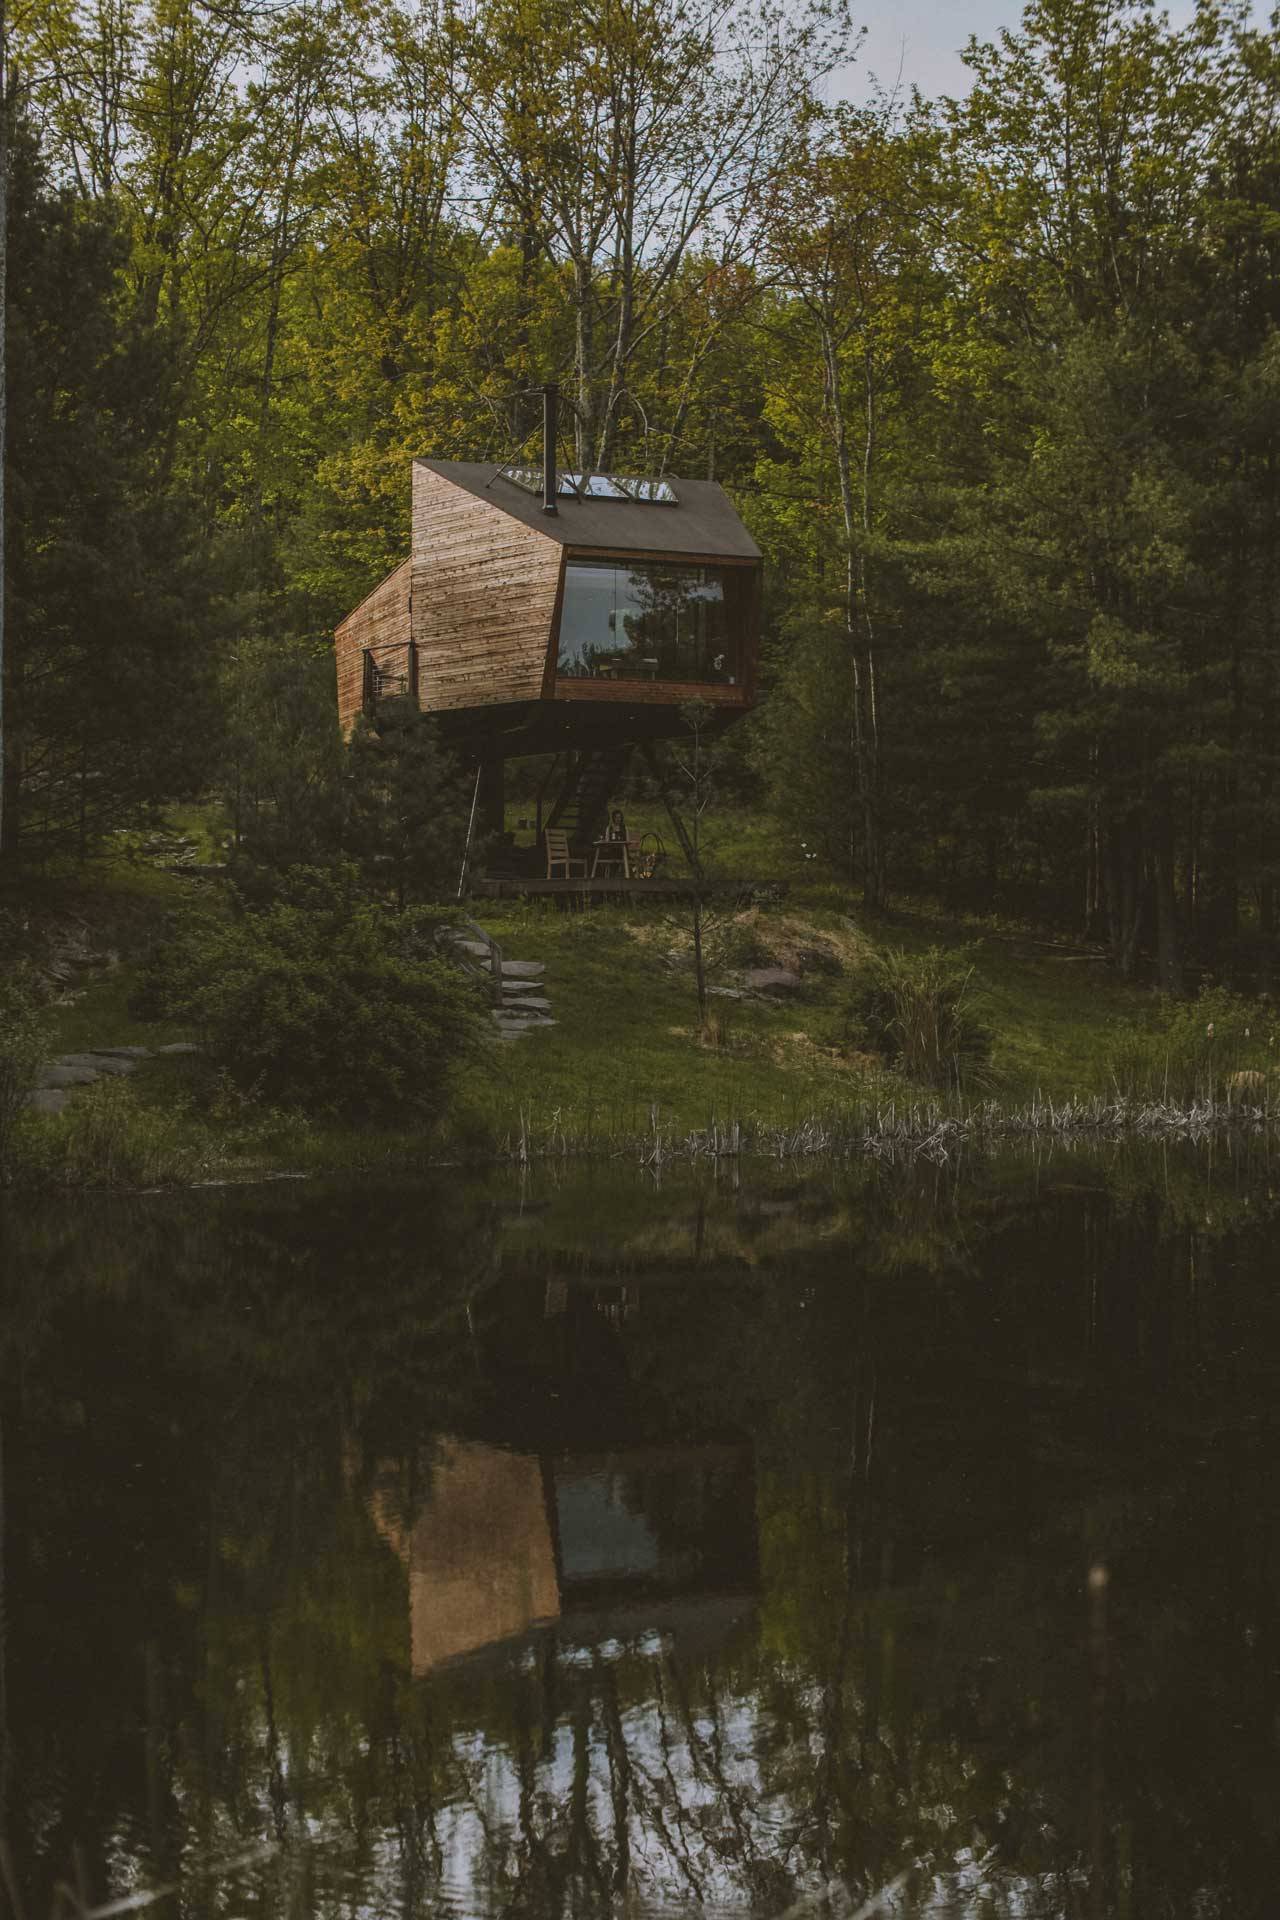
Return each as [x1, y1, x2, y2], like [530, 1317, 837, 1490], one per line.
[545, 828, 587, 879]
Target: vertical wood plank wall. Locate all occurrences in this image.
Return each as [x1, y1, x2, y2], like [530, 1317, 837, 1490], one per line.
[333, 558, 413, 732]
[412, 463, 562, 712]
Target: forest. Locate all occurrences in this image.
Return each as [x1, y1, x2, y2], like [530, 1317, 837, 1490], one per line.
[3, 0, 1279, 992]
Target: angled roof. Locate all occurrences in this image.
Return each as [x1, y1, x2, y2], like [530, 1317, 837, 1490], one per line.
[415, 459, 761, 560]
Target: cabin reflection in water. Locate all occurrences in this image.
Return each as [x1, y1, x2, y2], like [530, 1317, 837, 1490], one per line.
[374, 1434, 756, 1675]
[373, 1440, 561, 1672]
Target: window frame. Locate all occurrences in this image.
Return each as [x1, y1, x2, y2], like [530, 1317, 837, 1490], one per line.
[548, 548, 759, 702]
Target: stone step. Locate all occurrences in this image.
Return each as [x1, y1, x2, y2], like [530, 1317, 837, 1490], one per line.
[36, 1060, 105, 1089]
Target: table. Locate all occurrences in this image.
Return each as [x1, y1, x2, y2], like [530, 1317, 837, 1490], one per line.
[591, 840, 630, 878]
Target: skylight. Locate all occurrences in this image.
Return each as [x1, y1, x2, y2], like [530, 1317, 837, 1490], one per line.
[502, 467, 678, 504]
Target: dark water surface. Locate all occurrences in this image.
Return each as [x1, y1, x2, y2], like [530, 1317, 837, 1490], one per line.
[3, 1143, 1280, 1918]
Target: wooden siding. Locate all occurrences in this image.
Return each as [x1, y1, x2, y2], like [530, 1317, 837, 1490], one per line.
[333, 558, 412, 733]
[412, 463, 562, 713]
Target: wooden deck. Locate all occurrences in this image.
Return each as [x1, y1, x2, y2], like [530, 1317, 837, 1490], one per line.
[472, 873, 694, 901]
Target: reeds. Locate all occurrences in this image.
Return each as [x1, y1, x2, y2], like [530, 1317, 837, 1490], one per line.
[841, 944, 994, 1090]
[491, 1085, 1277, 1168]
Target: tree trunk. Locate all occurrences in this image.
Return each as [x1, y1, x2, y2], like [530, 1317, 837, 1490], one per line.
[821, 323, 881, 910]
[1106, 817, 1143, 978]
[573, 259, 596, 469]
[1152, 798, 1184, 993]
[0, 0, 7, 864]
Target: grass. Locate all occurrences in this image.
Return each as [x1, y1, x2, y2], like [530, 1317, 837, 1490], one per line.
[452, 898, 882, 1151]
[449, 882, 1192, 1152]
[6, 798, 1277, 1186]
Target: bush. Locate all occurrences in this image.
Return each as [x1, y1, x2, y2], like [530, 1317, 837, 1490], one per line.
[0, 970, 48, 1180]
[141, 869, 486, 1122]
[1104, 986, 1277, 1103]
[842, 944, 993, 1089]
[19, 1078, 217, 1188]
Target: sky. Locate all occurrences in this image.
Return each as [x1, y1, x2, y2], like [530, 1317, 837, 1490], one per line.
[836, 0, 1209, 103]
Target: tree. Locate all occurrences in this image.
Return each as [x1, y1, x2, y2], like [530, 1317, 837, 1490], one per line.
[3, 111, 223, 860]
[345, 699, 471, 908]
[457, 0, 854, 474]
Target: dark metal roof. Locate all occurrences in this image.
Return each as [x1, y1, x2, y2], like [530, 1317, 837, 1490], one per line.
[416, 459, 761, 560]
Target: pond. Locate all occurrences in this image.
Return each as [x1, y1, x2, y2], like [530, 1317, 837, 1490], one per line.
[2, 1141, 1279, 1918]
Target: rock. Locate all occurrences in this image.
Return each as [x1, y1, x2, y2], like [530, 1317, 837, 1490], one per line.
[36, 1060, 102, 1088]
[452, 939, 493, 959]
[26, 1088, 68, 1114]
[709, 986, 745, 1000]
[795, 944, 843, 977]
[155, 1042, 200, 1056]
[499, 977, 542, 993]
[88, 1045, 153, 1059]
[501, 996, 552, 1013]
[743, 966, 803, 996]
[81, 1056, 135, 1077]
[501, 960, 545, 978]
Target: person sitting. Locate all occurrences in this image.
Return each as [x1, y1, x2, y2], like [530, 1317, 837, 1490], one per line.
[605, 807, 628, 842]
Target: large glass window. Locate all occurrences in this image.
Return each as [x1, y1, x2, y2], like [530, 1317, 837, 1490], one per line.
[556, 560, 744, 684]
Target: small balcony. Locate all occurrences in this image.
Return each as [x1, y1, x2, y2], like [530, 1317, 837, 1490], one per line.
[362, 642, 418, 716]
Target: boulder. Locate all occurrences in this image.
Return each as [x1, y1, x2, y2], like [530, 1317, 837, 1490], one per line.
[501, 960, 545, 978]
[795, 943, 843, 977]
[743, 966, 803, 996]
[36, 1060, 101, 1088]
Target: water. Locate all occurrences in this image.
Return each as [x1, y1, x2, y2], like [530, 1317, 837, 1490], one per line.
[3, 1143, 1280, 1918]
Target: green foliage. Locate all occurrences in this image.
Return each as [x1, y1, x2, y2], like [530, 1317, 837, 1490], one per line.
[225, 682, 470, 910]
[842, 945, 994, 1088]
[1104, 988, 1278, 1104]
[344, 702, 473, 908]
[142, 870, 485, 1121]
[3, 115, 227, 863]
[221, 636, 346, 888]
[0, 971, 48, 1178]
[9, 0, 1280, 1004]
[17, 1079, 216, 1188]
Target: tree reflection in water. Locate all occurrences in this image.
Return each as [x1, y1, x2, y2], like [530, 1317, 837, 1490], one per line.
[2, 1146, 1280, 1917]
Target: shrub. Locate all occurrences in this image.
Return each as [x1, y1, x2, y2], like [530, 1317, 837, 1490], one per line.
[842, 944, 993, 1089]
[141, 869, 486, 1122]
[0, 970, 48, 1180]
[1104, 986, 1276, 1103]
[19, 1078, 216, 1188]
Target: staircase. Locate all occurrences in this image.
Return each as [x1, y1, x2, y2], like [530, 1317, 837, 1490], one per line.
[545, 747, 632, 849]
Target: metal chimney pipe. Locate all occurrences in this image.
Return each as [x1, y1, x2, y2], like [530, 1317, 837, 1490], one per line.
[542, 383, 559, 514]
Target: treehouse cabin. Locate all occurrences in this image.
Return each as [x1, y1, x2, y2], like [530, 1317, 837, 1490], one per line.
[333, 420, 761, 885]
[334, 459, 761, 750]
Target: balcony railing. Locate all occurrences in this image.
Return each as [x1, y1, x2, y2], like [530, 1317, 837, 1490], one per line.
[362, 642, 418, 715]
